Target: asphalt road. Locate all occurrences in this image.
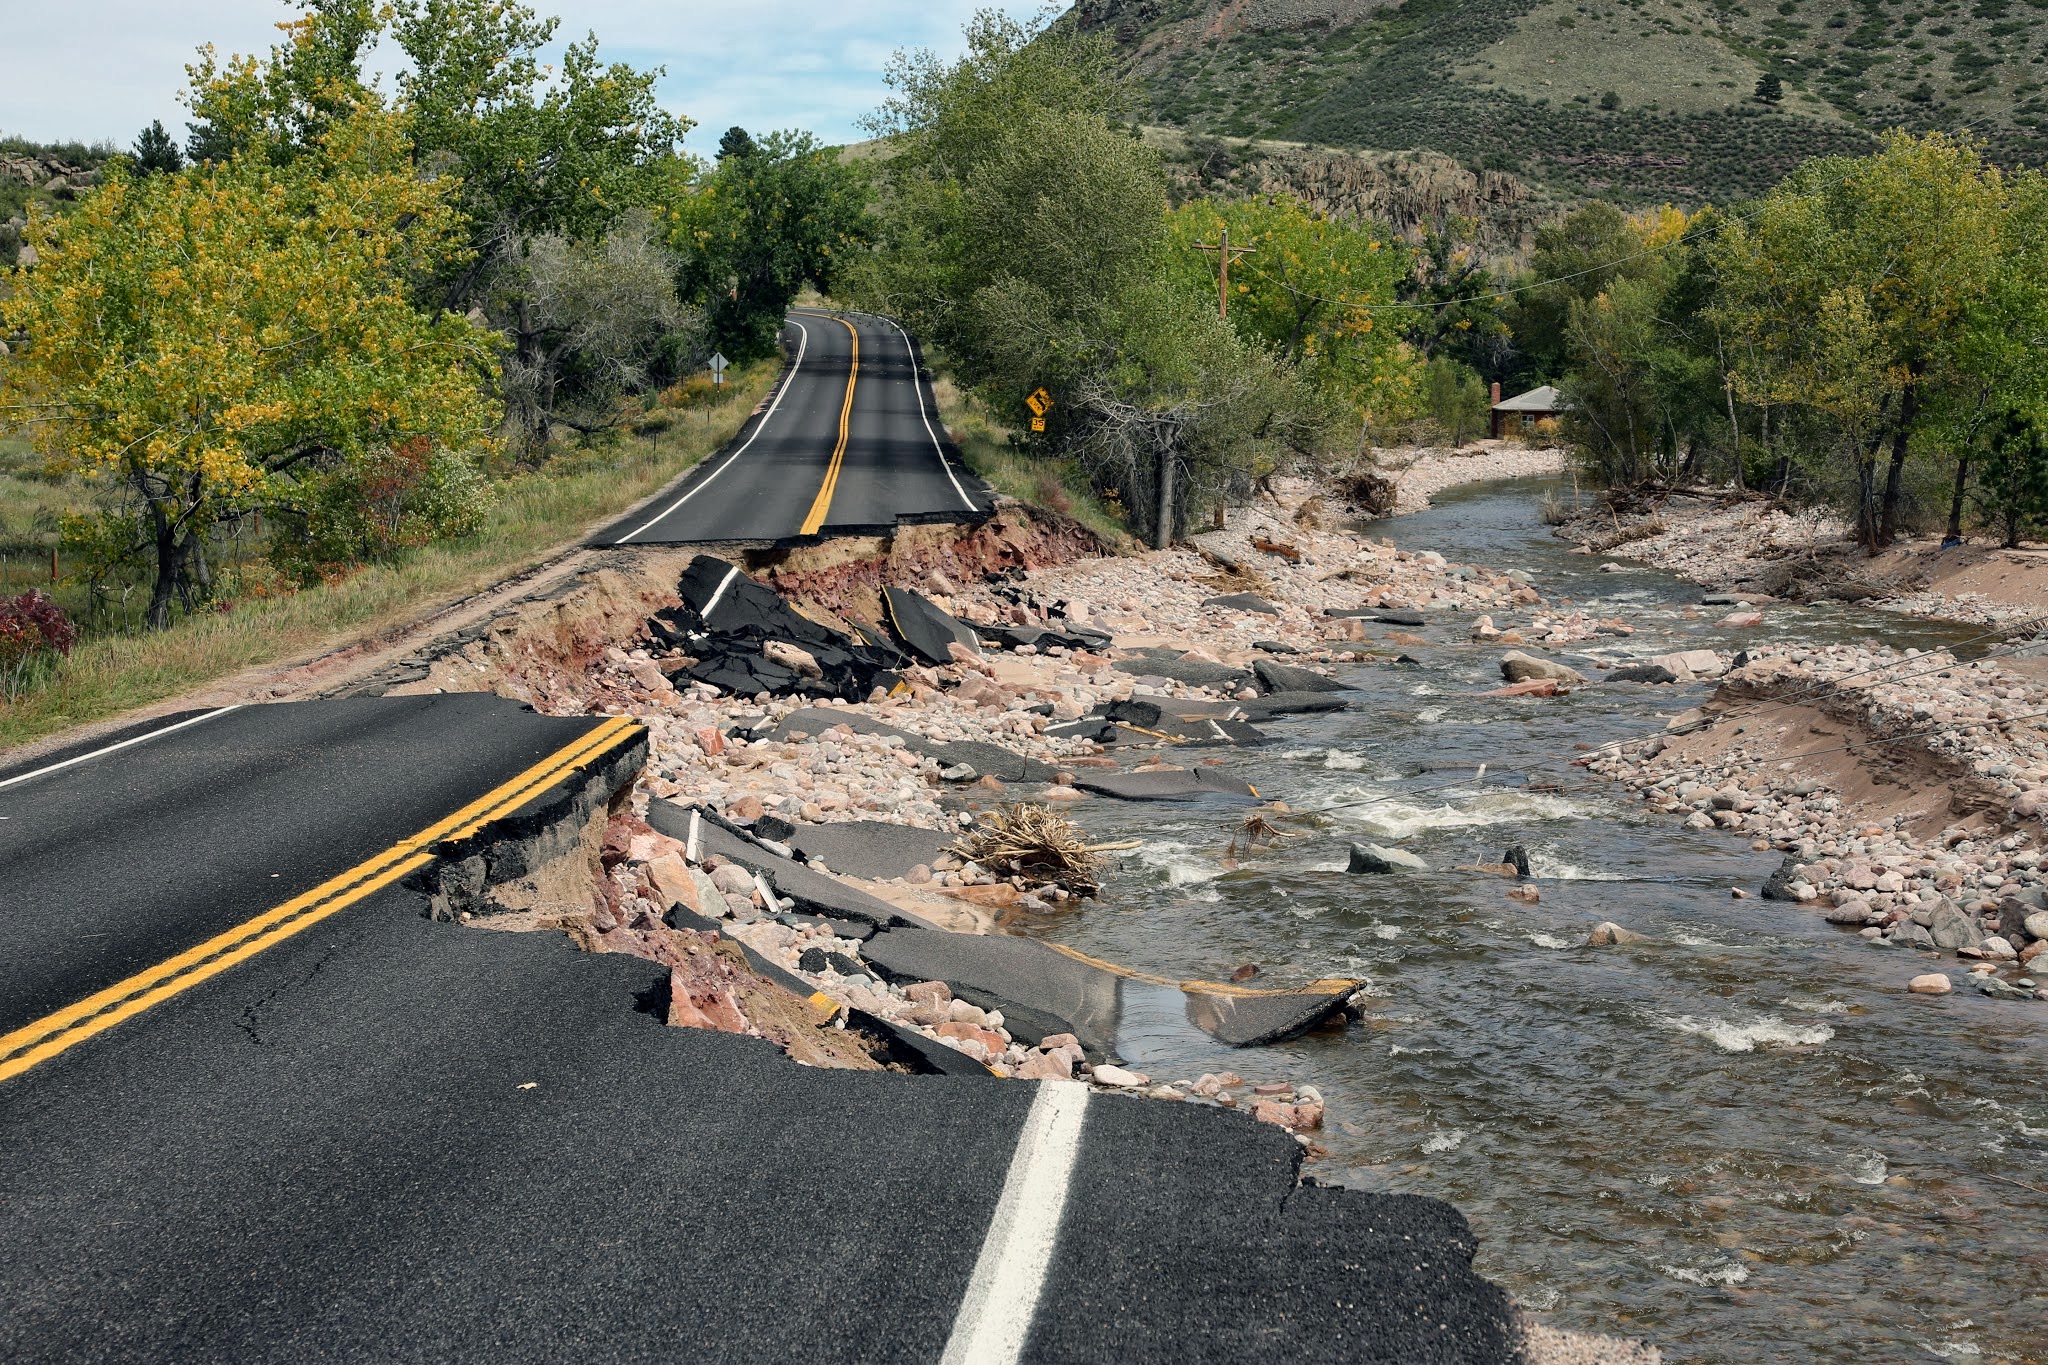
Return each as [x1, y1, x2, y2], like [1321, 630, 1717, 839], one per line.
[596, 311, 993, 547]
[0, 696, 1525, 1362]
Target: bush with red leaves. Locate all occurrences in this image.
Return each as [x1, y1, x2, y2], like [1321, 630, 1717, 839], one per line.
[0, 590, 78, 702]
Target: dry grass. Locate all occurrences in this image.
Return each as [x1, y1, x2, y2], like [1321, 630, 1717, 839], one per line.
[952, 803, 1106, 896]
[0, 364, 777, 754]
[929, 371, 1132, 548]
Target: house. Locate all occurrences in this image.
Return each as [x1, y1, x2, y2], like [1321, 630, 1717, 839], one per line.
[1489, 383, 1563, 440]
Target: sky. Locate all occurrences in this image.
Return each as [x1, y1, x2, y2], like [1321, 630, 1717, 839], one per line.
[1, 0, 1051, 156]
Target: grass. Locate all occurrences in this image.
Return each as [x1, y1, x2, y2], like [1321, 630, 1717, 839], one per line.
[927, 369, 1133, 549]
[0, 362, 777, 753]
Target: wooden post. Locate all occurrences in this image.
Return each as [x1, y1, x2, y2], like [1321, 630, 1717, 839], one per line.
[1193, 228, 1255, 321]
[51, 547, 59, 583]
[1154, 448, 1175, 550]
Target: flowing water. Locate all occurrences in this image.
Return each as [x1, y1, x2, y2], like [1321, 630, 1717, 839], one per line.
[1023, 478, 2048, 1363]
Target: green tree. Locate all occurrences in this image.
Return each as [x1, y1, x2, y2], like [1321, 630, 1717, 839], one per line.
[131, 120, 184, 175]
[1977, 412, 2048, 548]
[1419, 357, 1490, 447]
[1, 107, 498, 626]
[1754, 72, 1784, 105]
[669, 130, 871, 361]
[1398, 219, 1512, 381]
[1165, 195, 1418, 429]
[1710, 131, 2011, 547]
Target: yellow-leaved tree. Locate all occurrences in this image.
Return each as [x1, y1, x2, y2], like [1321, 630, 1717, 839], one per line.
[1, 103, 498, 627]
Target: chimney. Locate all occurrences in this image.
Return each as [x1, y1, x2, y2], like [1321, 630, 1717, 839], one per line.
[1490, 381, 1502, 405]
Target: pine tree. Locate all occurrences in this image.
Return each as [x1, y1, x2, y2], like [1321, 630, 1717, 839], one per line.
[1754, 72, 1784, 105]
[132, 119, 183, 175]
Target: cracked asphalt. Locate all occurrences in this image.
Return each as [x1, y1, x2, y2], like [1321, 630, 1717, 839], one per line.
[0, 700, 1526, 1362]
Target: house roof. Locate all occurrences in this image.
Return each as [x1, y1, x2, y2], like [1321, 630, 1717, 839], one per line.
[1492, 385, 1562, 413]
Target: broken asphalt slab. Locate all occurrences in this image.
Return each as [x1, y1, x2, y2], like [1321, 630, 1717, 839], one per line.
[882, 586, 983, 665]
[859, 927, 1362, 1058]
[1069, 767, 1262, 802]
[788, 820, 954, 882]
[1111, 656, 1256, 691]
[647, 801, 939, 932]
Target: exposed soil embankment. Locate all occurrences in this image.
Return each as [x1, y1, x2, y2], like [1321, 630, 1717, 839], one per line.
[1579, 640, 2048, 984]
[1560, 495, 2048, 628]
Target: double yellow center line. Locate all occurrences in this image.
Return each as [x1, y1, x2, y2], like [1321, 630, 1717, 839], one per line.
[796, 312, 859, 537]
[0, 714, 642, 1085]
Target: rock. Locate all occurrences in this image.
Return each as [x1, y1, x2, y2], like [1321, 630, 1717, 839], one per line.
[645, 855, 703, 914]
[1481, 680, 1561, 698]
[1717, 610, 1764, 628]
[1499, 650, 1586, 685]
[1017, 1050, 1074, 1080]
[1501, 845, 1532, 878]
[1470, 615, 1501, 642]
[1651, 649, 1726, 680]
[693, 726, 725, 757]
[936, 1020, 1009, 1056]
[1252, 658, 1347, 694]
[762, 641, 822, 679]
[1252, 1099, 1325, 1131]
[1760, 855, 1805, 901]
[1347, 843, 1429, 874]
[2025, 911, 2048, 942]
[1608, 664, 1679, 685]
[727, 794, 764, 824]
[1821, 903, 1872, 925]
[1928, 903, 1980, 951]
[1200, 592, 1281, 615]
[946, 641, 982, 667]
[1908, 973, 1954, 995]
[1040, 784, 1085, 800]
[1586, 921, 1648, 945]
[1088, 1064, 1146, 1088]
[1506, 885, 1540, 904]
[1982, 935, 2019, 960]
[709, 863, 757, 895]
[905, 980, 951, 1006]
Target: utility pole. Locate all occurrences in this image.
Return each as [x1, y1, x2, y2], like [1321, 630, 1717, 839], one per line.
[1193, 225, 1255, 320]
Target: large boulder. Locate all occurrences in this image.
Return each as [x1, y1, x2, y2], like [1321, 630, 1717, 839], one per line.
[1347, 843, 1429, 874]
[1607, 663, 1678, 685]
[1499, 651, 1586, 685]
[1252, 658, 1347, 695]
[1760, 855, 1805, 902]
[1650, 649, 1727, 681]
[1927, 902, 1980, 951]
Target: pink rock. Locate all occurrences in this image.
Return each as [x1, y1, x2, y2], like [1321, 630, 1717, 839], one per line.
[693, 727, 725, 757]
[1717, 610, 1764, 628]
[905, 980, 952, 1007]
[727, 794, 764, 823]
[937, 1021, 1008, 1055]
[1907, 973, 1953, 995]
[1252, 1100, 1324, 1131]
[645, 855, 702, 913]
[946, 640, 984, 665]
[1017, 1050, 1074, 1081]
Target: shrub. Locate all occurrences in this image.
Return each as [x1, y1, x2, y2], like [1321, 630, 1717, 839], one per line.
[0, 590, 78, 702]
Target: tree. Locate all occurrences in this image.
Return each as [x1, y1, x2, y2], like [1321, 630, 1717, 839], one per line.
[1, 108, 498, 626]
[1599, 91, 1622, 111]
[1710, 132, 2011, 548]
[1398, 219, 1512, 381]
[1754, 72, 1784, 105]
[502, 209, 697, 444]
[1165, 195, 1418, 430]
[1419, 357, 1490, 448]
[717, 126, 757, 161]
[131, 120, 184, 175]
[669, 130, 871, 361]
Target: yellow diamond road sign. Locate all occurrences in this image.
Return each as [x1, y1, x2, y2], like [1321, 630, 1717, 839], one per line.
[1025, 387, 1053, 418]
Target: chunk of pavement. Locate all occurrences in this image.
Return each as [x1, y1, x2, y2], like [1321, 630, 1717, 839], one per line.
[986, 623, 1106, 652]
[1499, 651, 1586, 685]
[882, 586, 983, 665]
[1252, 640, 1299, 654]
[860, 926, 1121, 1057]
[653, 555, 902, 702]
[668, 902, 988, 1076]
[1607, 663, 1678, 685]
[790, 821, 953, 882]
[1585, 922, 1649, 945]
[1239, 691, 1350, 719]
[1069, 767, 1262, 802]
[1252, 658, 1347, 695]
[1111, 657, 1255, 691]
[1347, 843, 1429, 874]
[862, 925, 1362, 1053]
[648, 801, 938, 933]
[1325, 607, 1426, 626]
[1501, 845, 1532, 878]
[1199, 592, 1281, 615]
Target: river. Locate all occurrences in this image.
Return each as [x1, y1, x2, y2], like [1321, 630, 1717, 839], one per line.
[1023, 477, 2048, 1363]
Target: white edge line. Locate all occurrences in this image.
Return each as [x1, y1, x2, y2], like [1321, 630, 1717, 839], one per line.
[699, 565, 742, 623]
[939, 1079, 1090, 1365]
[0, 705, 243, 793]
[881, 315, 978, 512]
[615, 320, 811, 543]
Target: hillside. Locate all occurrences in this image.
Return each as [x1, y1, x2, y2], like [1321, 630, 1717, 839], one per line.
[1072, 0, 2048, 208]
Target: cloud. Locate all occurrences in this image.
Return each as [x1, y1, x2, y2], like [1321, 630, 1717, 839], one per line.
[0, 0, 1051, 152]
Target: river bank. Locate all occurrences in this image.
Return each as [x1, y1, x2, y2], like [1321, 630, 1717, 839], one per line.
[1558, 493, 2048, 628]
[400, 469, 2046, 1360]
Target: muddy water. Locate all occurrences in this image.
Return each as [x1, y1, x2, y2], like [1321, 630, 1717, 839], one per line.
[1023, 478, 2048, 1363]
